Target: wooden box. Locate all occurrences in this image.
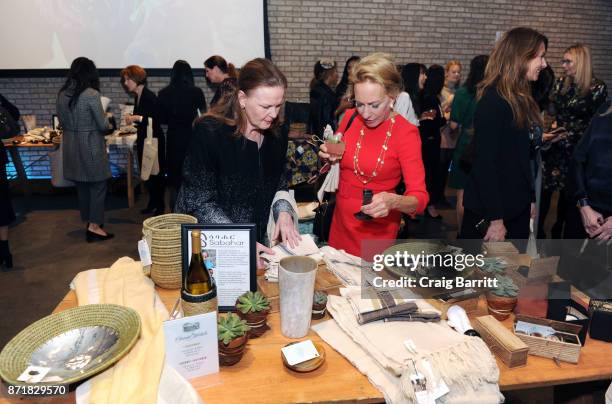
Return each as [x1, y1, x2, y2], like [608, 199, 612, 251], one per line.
[473, 315, 529, 368]
[513, 314, 582, 364]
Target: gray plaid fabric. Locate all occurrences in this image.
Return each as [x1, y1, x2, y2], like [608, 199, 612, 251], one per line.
[57, 88, 111, 182]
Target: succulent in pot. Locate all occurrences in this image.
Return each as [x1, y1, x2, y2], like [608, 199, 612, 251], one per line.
[312, 290, 328, 320]
[218, 313, 249, 366]
[486, 275, 519, 321]
[235, 291, 271, 338]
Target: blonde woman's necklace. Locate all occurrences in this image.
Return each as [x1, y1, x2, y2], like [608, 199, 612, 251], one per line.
[353, 114, 395, 185]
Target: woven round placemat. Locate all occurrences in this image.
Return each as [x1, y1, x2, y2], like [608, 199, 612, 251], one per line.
[142, 214, 197, 289]
[0, 304, 141, 386]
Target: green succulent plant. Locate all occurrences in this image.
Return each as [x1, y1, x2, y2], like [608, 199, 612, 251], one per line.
[236, 291, 270, 314]
[218, 313, 250, 345]
[314, 290, 328, 305]
[491, 275, 519, 298]
[479, 257, 507, 274]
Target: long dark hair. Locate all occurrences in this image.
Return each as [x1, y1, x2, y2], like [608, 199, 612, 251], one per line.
[531, 65, 555, 112]
[402, 63, 425, 115]
[478, 27, 548, 129]
[59, 57, 100, 108]
[335, 55, 360, 98]
[204, 58, 287, 135]
[309, 59, 337, 90]
[464, 55, 489, 95]
[423, 64, 445, 99]
[169, 60, 195, 88]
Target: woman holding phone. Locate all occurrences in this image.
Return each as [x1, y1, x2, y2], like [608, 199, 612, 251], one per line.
[319, 53, 428, 258]
[460, 27, 549, 241]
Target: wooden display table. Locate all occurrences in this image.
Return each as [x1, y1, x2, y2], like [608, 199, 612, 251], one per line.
[1, 264, 611, 403]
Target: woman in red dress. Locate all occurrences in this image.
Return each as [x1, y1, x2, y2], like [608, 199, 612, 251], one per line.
[320, 53, 428, 258]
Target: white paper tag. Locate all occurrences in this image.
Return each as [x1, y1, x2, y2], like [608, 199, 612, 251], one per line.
[138, 238, 152, 267]
[281, 340, 320, 366]
[163, 311, 219, 380]
[17, 366, 50, 383]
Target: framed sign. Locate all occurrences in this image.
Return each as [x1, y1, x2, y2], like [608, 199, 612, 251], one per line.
[181, 223, 257, 311]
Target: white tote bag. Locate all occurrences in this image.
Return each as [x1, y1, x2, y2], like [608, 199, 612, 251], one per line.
[49, 141, 75, 187]
[140, 117, 159, 181]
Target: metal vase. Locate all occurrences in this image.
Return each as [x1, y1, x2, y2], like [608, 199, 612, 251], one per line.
[279, 256, 318, 338]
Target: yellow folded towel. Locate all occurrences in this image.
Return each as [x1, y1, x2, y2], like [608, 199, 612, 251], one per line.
[72, 257, 167, 404]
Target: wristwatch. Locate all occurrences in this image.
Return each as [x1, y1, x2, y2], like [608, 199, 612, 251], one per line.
[578, 198, 590, 208]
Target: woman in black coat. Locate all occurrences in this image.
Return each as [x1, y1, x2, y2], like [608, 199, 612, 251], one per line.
[460, 27, 549, 241]
[308, 59, 339, 136]
[121, 65, 166, 215]
[0, 93, 19, 268]
[419, 65, 446, 219]
[158, 60, 206, 208]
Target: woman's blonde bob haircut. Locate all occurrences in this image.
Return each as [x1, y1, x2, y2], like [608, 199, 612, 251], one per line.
[346, 53, 403, 100]
[562, 43, 593, 97]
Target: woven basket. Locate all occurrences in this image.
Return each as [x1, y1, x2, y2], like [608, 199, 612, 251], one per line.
[142, 214, 197, 289]
[0, 304, 140, 386]
[182, 297, 219, 317]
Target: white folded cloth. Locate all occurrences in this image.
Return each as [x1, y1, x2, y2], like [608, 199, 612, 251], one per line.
[317, 162, 340, 203]
[320, 245, 363, 286]
[262, 234, 323, 282]
[319, 294, 502, 404]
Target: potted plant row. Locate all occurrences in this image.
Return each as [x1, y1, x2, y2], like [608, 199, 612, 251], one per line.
[236, 291, 270, 338]
[218, 313, 249, 366]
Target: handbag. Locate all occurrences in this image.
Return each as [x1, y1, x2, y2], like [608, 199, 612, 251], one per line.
[140, 117, 160, 181]
[313, 110, 359, 242]
[0, 105, 19, 139]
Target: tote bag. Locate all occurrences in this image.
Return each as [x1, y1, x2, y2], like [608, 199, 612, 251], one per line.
[140, 117, 159, 181]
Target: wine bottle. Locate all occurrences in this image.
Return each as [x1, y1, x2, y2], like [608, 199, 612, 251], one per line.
[184, 230, 215, 296]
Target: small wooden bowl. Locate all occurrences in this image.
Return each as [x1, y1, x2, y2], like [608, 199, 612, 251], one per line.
[281, 341, 326, 373]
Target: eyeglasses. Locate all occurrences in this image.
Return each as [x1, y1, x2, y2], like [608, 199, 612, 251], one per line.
[561, 59, 573, 65]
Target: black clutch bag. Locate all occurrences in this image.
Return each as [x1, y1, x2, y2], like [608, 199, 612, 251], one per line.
[588, 299, 612, 342]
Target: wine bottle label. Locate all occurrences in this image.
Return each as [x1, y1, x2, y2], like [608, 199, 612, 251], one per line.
[181, 288, 218, 304]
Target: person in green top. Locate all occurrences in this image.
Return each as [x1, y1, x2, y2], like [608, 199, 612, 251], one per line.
[448, 55, 489, 230]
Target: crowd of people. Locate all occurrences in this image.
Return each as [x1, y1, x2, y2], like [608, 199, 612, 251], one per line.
[1, 26, 610, 271]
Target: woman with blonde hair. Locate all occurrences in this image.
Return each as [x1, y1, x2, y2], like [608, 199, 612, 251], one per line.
[541, 43, 607, 238]
[460, 27, 548, 241]
[319, 53, 428, 257]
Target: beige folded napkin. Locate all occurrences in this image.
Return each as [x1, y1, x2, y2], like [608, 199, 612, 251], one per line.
[323, 294, 502, 403]
[71, 257, 201, 404]
[320, 246, 363, 286]
[263, 234, 323, 282]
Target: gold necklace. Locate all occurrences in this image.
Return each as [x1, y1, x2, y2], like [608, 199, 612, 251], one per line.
[353, 114, 395, 185]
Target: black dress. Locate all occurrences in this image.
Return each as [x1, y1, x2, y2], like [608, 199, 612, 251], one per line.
[0, 93, 19, 226]
[308, 81, 338, 136]
[158, 85, 206, 188]
[175, 117, 289, 242]
[461, 88, 533, 239]
[419, 95, 446, 205]
[134, 86, 165, 211]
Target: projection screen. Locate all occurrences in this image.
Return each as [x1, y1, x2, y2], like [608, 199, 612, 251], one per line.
[0, 0, 266, 70]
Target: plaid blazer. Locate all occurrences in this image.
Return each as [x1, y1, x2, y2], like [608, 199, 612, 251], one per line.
[57, 88, 111, 182]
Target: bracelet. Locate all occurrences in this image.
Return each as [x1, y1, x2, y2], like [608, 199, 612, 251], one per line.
[578, 198, 590, 208]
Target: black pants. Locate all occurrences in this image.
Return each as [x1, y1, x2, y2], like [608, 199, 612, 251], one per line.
[437, 148, 454, 203]
[538, 188, 568, 238]
[421, 135, 441, 205]
[74, 180, 107, 225]
[460, 206, 530, 240]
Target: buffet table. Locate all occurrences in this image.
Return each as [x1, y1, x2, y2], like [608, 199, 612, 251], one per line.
[3, 133, 138, 207]
[1, 261, 611, 403]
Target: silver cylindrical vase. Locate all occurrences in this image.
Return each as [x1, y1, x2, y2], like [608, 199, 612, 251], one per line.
[279, 256, 318, 338]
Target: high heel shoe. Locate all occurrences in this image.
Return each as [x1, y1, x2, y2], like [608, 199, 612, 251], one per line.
[86, 230, 114, 243]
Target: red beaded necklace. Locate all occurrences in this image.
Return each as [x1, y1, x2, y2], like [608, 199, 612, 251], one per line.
[352, 113, 396, 185]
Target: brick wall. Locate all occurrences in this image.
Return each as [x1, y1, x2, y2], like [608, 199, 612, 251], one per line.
[1, 0, 611, 118]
